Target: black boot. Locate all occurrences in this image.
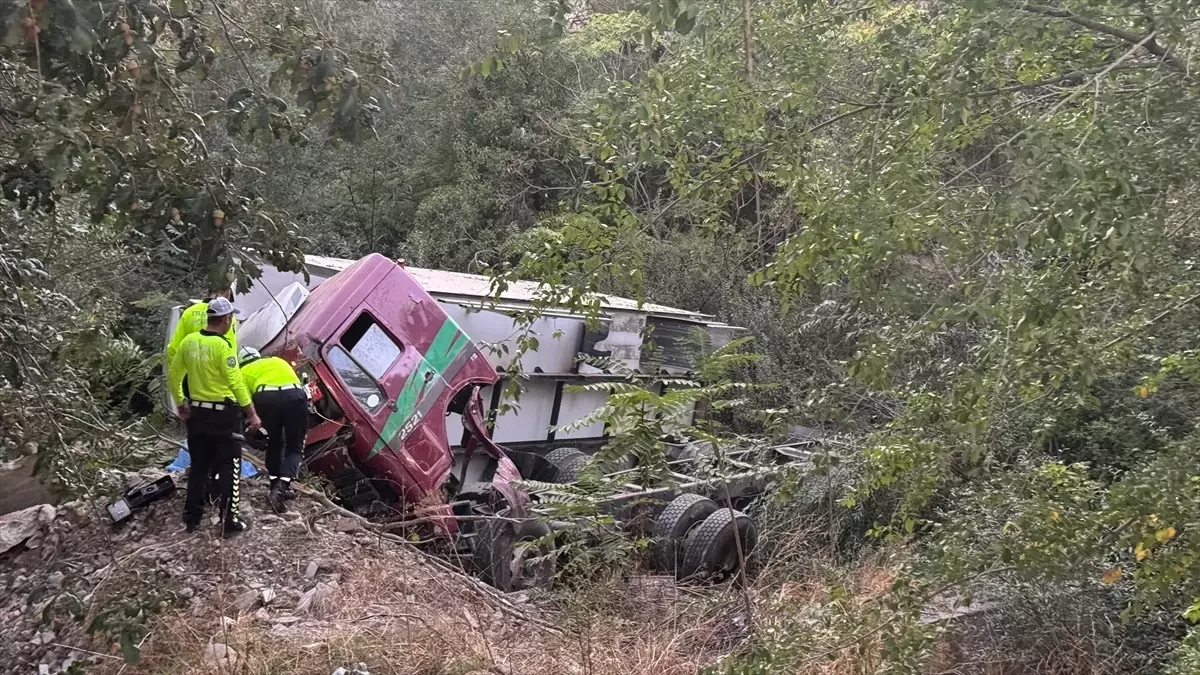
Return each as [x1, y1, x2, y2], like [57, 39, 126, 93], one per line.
[280, 482, 298, 500]
[267, 481, 287, 514]
[223, 518, 248, 538]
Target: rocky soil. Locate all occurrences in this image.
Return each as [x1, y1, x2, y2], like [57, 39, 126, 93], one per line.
[0, 474, 739, 675]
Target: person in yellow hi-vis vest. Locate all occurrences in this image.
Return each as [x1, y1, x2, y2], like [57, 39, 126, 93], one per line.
[238, 347, 309, 514]
[166, 286, 240, 508]
[166, 286, 239, 400]
[169, 298, 261, 537]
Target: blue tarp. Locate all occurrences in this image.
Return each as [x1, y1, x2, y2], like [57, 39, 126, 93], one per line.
[166, 443, 258, 478]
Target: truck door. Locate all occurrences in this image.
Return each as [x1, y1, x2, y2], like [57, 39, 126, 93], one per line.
[323, 311, 452, 491]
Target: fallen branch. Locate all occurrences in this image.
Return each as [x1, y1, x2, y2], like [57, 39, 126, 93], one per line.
[292, 483, 564, 636]
[379, 512, 525, 531]
[49, 643, 122, 661]
[236, 447, 564, 633]
[349, 612, 426, 624]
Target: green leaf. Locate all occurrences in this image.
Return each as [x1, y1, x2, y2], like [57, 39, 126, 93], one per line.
[1184, 599, 1200, 624]
[675, 7, 697, 35]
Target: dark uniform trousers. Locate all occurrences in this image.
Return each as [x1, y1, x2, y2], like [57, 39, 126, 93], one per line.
[254, 388, 309, 481]
[184, 404, 243, 526]
[181, 377, 222, 491]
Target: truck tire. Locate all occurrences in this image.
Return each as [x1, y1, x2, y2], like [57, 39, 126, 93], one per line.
[678, 508, 758, 581]
[541, 447, 590, 483]
[651, 493, 719, 572]
[473, 513, 555, 592]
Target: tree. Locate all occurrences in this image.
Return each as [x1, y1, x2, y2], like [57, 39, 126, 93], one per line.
[496, 0, 1200, 670]
[0, 0, 392, 287]
[0, 0, 388, 495]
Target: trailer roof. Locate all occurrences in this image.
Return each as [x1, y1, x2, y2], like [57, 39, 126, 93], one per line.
[304, 254, 735, 326]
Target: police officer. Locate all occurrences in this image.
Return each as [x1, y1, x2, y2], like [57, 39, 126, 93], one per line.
[166, 286, 240, 502]
[168, 298, 261, 536]
[238, 347, 309, 513]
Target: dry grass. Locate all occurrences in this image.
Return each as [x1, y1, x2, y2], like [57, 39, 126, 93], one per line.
[30, 482, 747, 675]
[1, 479, 1133, 675]
[740, 512, 912, 675]
[10, 474, 1128, 675]
[101, 572, 741, 675]
[750, 526, 1130, 675]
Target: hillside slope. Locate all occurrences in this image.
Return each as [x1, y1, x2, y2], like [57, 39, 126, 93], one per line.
[0, 480, 737, 675]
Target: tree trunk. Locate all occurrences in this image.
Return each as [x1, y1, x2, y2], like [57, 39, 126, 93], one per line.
[743, 0, 756, 81]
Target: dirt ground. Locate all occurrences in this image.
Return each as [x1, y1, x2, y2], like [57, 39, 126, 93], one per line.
[0, 476, 744, 675]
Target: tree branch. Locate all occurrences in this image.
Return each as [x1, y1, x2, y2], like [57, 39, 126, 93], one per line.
[971, 62, 1162, 97]
[1017, 2, 1188, 73]
[210, 1, 261, 90]
[808, 104, 882, 134]
[1098, 291, 1200, 351]
[927, 30, 1159, 205]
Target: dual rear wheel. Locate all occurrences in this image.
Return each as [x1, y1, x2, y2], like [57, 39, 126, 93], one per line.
[534, 448, 760, 583]
[650, 493, 757, 581]
[541, 446, 637, 482]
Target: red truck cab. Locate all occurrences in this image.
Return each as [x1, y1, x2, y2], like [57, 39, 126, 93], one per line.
[261, 254, 528, 538]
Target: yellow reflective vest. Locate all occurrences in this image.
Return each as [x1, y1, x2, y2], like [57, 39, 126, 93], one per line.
[169, 331, 252, 407]
[166, 301, 238, 381]
[241, 356, 300, 394]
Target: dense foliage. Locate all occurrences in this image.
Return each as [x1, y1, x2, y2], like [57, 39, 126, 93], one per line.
[484, 1, 1200, 671]
[6, 0, 1200, 671]
[0, 0, 397, 491]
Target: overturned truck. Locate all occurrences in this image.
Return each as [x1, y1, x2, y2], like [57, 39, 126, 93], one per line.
[168, 254, 807, 590]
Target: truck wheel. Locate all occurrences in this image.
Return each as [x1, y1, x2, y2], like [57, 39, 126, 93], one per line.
[541, 447, 590, 483]
[650, 493, 719, 572]
[678, 508, 758, 581]
[473, 514, 555, 592]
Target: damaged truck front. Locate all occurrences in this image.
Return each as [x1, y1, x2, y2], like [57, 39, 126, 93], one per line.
[173, 254, 552, 591]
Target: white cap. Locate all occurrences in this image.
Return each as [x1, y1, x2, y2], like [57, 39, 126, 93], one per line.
[206, 297, 238, 317]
